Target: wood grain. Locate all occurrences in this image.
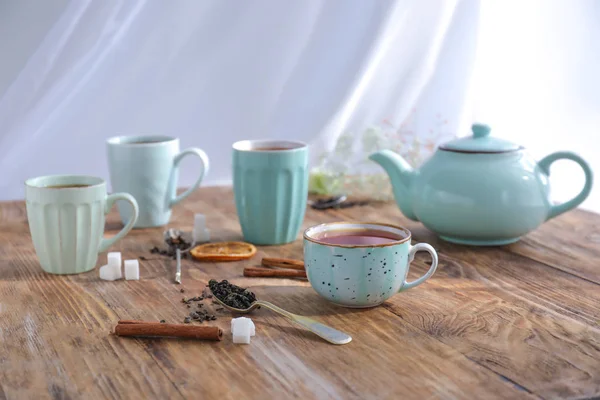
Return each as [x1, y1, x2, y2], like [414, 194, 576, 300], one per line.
[0, 186, 599, 399]
[507, 209, 600, 284]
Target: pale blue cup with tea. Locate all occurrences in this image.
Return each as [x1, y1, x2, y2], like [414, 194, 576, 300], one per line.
[107, 135, 209, 228]
[304, 222, 438, 308]
[233, 140, 309, 245]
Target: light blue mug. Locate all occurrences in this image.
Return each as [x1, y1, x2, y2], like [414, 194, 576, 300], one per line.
[107, 135, 209, 228]
[233, 140, 309, 245]
[304, 222, 438, 308]
[25, 175, 139, 274]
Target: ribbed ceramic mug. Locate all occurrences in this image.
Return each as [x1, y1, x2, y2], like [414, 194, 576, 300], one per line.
[107, 135, 209, 228]
[303, 222, 438, 308]
[233, 140, 308, 245]
[25, 175, 139, 274]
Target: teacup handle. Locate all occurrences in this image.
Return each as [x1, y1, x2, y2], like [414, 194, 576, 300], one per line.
[399, 243, 439, 291]
[169, 148, 210, 207]
[98, 193, 139, 253]
[537, 151, 593, 220]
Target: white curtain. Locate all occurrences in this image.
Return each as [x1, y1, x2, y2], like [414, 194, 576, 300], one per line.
[0, 0, 478, 201]
[472, 0, 600, 212]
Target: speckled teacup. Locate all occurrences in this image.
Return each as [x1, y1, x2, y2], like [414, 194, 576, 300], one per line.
[303, 222, 438, 308]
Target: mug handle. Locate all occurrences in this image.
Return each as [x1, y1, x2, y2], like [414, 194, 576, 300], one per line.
[169, 148, 210, 207]
[98, 193, 139, 253]
[399, 243, 439, 291]
[537, 151, 593, 220]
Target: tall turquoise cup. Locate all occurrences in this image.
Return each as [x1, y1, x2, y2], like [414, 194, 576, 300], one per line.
[107, 135, 209, 228]
[233, 140, 309, 245]
[25, 175, 139, 275]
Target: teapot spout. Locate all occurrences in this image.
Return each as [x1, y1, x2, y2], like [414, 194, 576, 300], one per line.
[369, 150, 418, 221]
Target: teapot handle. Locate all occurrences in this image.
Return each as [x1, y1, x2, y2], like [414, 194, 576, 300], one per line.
[538, 151, 593, 220]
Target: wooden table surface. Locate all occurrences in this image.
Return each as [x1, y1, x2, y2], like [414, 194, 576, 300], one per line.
[1, 186, 600, 400]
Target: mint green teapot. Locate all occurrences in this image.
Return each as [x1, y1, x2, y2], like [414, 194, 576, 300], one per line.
[370, 124, 593, 246]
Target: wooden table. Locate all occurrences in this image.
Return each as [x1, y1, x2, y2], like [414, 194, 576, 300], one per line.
[1, 187, 599, 399]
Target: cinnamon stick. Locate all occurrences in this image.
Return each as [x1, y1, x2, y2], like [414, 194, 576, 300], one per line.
[261, 257, 305, 270]
[115, 321, 222, 341]
[244, 267, 307, 278]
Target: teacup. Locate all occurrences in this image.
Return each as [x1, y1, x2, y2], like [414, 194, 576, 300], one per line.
[303, 222, 438, 308]
[25, 175, 139, 274]
[107, 135, 209, 228]
[232, 140, 308, 245]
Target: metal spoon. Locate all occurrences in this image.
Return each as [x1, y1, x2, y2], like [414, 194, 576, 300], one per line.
[211, 294, 352, 345]
[308, 194, 348, 210]
[163, 229, 194, 284]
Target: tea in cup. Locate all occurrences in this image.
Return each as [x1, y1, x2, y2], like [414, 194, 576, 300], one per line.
[303, 222, 438, 307]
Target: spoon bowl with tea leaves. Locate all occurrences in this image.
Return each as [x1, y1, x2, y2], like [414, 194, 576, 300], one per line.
[208, 279, 352, 345]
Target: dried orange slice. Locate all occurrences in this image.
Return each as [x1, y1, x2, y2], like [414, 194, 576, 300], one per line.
[190, 241, 257, 262]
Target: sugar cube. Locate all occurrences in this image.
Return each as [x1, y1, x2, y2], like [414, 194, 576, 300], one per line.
[232, 317, 252, 344]
[194, 228, 210, 244]
[107, 252, 122, 268]
[232, 317, 256, 337]
[194, 214, 206, 230]
[231, 317, 241, 331]
[233, 327, 251, 344]
[99, 264, 121, 281]
[193, 214, 208, 243]
[124, 259, 139, 280]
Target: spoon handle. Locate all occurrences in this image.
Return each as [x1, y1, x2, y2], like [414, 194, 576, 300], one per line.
[175, 249, 182, 284]
[256, 301, 352, 345]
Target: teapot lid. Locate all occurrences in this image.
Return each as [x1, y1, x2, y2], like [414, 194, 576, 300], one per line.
[439, 124, 522, 153]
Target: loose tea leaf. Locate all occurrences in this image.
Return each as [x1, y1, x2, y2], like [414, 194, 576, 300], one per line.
[149, 230, 194, 260]
[180, 290, 218, 323]
[208, 279, 257, 309]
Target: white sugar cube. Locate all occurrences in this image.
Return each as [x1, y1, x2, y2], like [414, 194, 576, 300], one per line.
[106, 252, 122, 279]
[194, 214, 206, 230]
[233, 317, 256, 336]
[107, 252, 121, 268]
[193, 214, 208, 243]
[99, 264, 121, 281]
[194, 228, 210, 244]
[231, 317, 245, 331]
[124, 259, 139, 280]
[233, 327, 251, 344]
[232, 317, 252, 344]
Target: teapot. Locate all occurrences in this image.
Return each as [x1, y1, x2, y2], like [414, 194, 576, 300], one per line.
[369, 123, 593, 245]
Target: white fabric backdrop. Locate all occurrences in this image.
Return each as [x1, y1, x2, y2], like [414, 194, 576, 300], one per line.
[0, 0, 477, 200]
[1, 0, 597, 212]
[471, 0, 600, 213]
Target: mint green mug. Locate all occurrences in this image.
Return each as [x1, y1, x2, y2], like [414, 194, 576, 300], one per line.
[25, 175, 139, 275]
[233, 140, 309, 245]
[107, 135, 209, 228]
